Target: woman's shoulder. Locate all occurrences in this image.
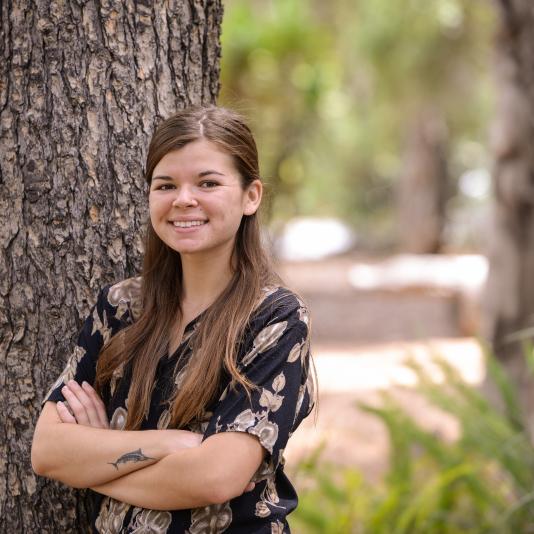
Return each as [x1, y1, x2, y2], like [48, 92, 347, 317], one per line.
[237, 285, 311, 368]
[99, 276, 143, 323]
[253, 284, 310, 328]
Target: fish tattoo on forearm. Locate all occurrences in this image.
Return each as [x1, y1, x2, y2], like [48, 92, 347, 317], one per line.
[108, 448, 156, 470]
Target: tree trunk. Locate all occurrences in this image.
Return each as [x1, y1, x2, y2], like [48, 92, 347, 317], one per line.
[0, 1, 222, 531]
[396, 108, 449, 253]
[483, 0, 534, 434]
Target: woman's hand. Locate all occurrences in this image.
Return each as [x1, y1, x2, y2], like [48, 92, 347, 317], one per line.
[57, 380, 109, 429]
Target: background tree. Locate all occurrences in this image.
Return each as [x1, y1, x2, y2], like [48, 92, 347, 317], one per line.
[484, 0, 534, 434]
[0, 1, 222, 531]
[351, 0, 493, 252]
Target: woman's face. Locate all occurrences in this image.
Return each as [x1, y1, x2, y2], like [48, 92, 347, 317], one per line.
[149, 139, 262, 259]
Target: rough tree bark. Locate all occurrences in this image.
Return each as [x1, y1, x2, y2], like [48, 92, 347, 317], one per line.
[0, 1, 222, 531]
[396, 107, 449, 254]
[484, 1, 534, 433]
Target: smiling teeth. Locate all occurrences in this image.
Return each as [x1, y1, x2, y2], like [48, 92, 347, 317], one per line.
[172, 220, 206, 228]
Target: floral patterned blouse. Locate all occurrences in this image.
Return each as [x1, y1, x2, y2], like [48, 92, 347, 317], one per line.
[44, 277, 314, 534]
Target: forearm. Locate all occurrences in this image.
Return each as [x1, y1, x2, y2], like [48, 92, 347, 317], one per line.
[91, 447, 212, 510]
[32, 421, 171, 488]
[91, 432, 264, 510]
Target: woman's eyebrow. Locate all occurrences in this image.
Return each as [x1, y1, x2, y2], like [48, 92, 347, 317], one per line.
[198, 170, 225, 177]
[152, 170, 225, 182]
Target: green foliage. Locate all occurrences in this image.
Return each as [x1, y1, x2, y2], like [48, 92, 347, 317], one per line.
[220, 0, 495, 235]
[290, 348, 534, 533]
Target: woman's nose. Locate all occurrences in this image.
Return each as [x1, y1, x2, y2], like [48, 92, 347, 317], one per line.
[172, 185, 198, 208]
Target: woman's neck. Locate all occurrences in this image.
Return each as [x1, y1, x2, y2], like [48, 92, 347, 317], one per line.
[180, 248, 234, 314]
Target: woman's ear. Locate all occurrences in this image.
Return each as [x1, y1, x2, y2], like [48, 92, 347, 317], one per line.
[243, 180, 263, 216]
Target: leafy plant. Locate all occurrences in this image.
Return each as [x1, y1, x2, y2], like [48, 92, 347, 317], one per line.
[290, 345, 534, 533]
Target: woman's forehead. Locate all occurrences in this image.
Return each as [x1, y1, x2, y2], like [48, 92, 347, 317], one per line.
[155, 139, 235, 172]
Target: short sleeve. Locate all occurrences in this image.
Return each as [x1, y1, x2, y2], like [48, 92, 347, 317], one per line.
[43, 284, 118, 405]
[203, 289, 314, 469]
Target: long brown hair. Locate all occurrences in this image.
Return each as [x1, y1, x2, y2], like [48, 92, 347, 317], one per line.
[95, 106, 280, 430]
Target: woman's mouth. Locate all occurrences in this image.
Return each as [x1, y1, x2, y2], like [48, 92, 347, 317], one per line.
[170, 220, 207, 228]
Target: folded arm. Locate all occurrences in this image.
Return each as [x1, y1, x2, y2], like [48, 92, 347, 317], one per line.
[31, 381, 201, 488]
[91, 430, 265, 510]
[33, 380, 262, 507]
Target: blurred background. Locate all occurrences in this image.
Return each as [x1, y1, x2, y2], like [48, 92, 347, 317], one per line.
[220, 0, 494, 253]
[217, 1, 534, 531]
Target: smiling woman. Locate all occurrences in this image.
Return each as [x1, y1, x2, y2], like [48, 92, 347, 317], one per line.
[149, 139, 262, 258]
[31, 106, 316, 534]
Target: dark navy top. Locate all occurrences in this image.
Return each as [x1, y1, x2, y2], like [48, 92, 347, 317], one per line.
[44, 277, 314, 534]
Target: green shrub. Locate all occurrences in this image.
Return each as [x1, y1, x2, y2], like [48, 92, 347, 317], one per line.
[290, 344, 534, 533]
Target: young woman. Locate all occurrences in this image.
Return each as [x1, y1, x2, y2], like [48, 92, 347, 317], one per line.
[31, 106, 315, 533]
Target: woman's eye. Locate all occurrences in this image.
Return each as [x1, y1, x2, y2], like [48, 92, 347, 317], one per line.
[200, 181, 219, 189]
[156, 184, 174, 191]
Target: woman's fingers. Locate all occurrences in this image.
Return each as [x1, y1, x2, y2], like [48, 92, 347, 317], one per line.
[244, 482, 255, 493]
[81, 381, 109, 428]
[62, 380, 102, 427]
[56, 401, 76, 424]
[61, 383, 89, 425]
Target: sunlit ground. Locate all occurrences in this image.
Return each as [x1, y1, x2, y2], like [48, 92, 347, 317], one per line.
[313, 338, 484, 392]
